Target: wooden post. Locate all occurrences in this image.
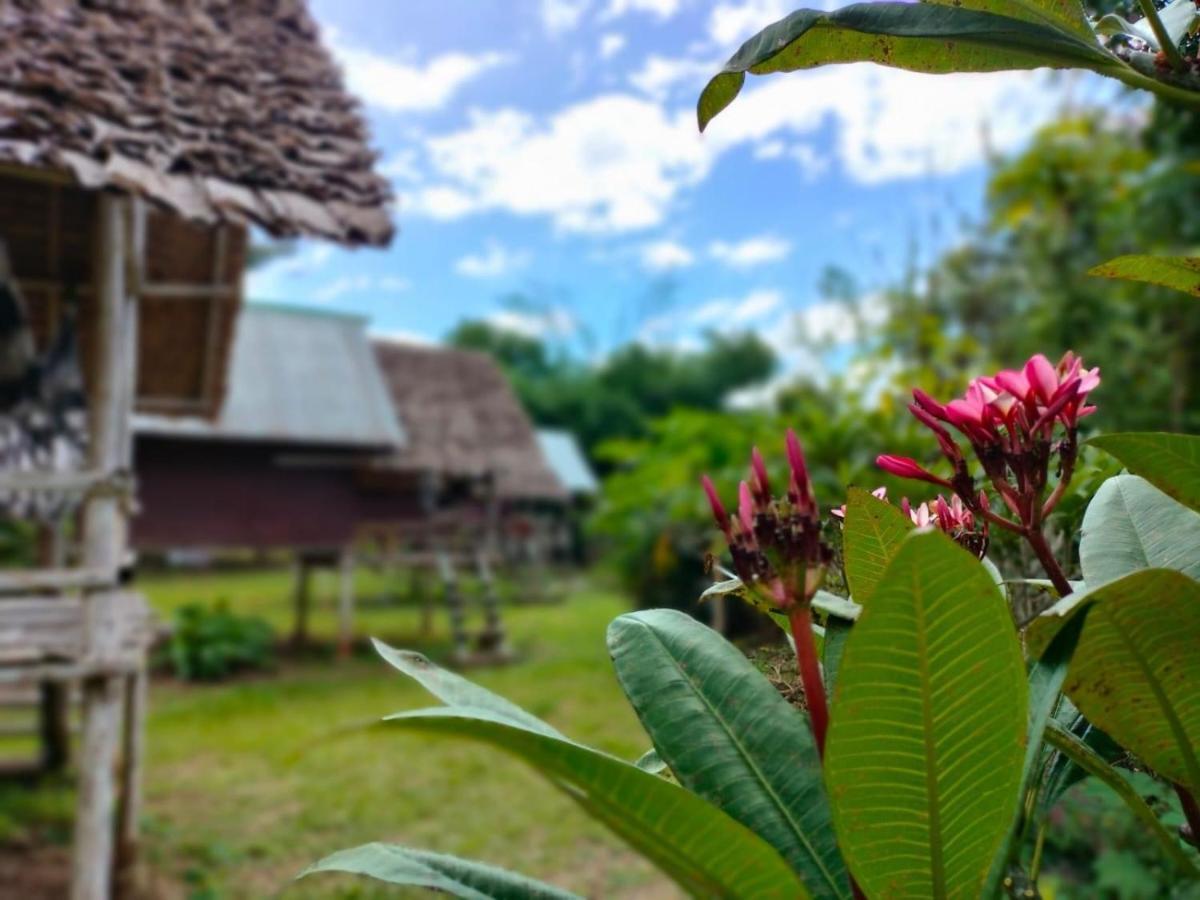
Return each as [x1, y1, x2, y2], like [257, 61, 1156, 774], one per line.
[474, 550, 508, 656]
[290, 555, 311, 648]
[438, 550, 470, 662]
[114, 668, 146, 897]
[336, 546, 355, 660]
[37, 522, 70, 773]
[72, 194, 132, 900]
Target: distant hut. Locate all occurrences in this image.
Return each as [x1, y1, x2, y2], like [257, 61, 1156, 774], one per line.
[0, 2, 391, 897]
[535, 428, 598, 563]
[362, 342, 567, 659]
[133, 304, 404, 654]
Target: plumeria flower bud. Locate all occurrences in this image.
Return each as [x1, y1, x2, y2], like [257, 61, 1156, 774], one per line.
[702, 431, 832, 610]
[876, 454, 952, 488]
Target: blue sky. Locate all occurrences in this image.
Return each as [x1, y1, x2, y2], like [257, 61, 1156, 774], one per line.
[248, 0, 1115, 375]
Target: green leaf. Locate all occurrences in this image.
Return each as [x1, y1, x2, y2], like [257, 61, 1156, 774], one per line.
[924, 0, 1096, 40]
[698, 3, 1114, 130]
[1050, 568, 1200, 792]
[608, 610, 849, 899]
[983, 607, 1091, 896]
[1088, 433, 1200, 514]
[1088, 254, 1200, 295]
[634, 747, 668, 774]
[1079, 474, 1200, 587]
[1044, 722, 1200, 877]
[371, 638, 564, 738]
[824, 530, 1028, 899]
[841, 485, 914, 607]
[381, 707, 810, 899]
[822, 615, 853, 700]
[301, 843, 583, 899]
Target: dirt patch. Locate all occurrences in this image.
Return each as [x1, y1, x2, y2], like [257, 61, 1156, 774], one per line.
[0, 840, 70, 900]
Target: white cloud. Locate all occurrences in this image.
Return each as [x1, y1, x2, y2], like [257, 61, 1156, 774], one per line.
[406, 96, 706, 233]
[542, 0, 590, 34]
[455, 241, 532, 278]
[312, 274, 411, 303]
[403, 61, 1110, 233]
[640, 288, 783, 344]
[640, 239, 695, 271]
[602, 0, 683, 20]
[599, 32, 627, 59]
[709, 234, 791, 268]
[628, 55, 711, 98]
[487, 307, 577, 339]
[327, 34, 509, 113]
[707, 0, 790, 46]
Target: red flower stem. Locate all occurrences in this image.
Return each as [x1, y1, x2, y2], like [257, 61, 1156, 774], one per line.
[1023, 527, 1074, 598]
[788, 604, 828, 759]
[979, 505, 1025, 537]
[1175, 783, 1200, 848]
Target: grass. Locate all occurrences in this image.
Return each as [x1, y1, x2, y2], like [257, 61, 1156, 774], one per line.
[3, 566, 678, 899]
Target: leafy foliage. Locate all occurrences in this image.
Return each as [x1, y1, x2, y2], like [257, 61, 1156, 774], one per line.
[1088, 432, 1200, 513]
[160, 601, 275, 681]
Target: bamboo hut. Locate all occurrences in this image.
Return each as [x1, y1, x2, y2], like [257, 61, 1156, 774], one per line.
[360, 342, 567, 660]
[0, 2, 391, 897]
[133, 303, 405, 655]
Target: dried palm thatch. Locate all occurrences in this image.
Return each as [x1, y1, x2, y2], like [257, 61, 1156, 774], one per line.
[0, 0, 393, 245]
[372, 342, 568, 503]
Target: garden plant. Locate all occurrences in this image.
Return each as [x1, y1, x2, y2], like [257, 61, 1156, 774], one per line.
[301, 0, 1200, 895]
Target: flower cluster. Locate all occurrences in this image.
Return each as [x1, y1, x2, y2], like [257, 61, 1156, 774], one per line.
[702, 430, 832, 609]
[877, 352, 1099, 533]
[832, 487, 989, 558]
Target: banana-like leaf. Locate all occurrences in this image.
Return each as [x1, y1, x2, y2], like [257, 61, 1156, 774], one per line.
[1088, 432, 1200, 515]
[1044, 722, 1200, 877]
[382, 707, 809, 899]
[1079, 474, 1200, 587]
[698, 2, 1115, 130]
[1035, 569, 1200, 792]
[841, 486, 914, 607]
[608, 609, 849, 899]
[301, 843, 584, 899]
[1088, 254, 1200, 296]
[824, 530, 1028, 899]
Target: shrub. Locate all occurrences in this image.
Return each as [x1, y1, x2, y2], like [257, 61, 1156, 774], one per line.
[160, 601, 275, 682]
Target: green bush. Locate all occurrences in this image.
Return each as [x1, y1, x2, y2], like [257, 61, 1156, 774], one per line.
[160, 601, 275, 681]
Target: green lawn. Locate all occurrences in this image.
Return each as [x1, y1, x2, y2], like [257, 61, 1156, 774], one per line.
[12, 567, 679, 899]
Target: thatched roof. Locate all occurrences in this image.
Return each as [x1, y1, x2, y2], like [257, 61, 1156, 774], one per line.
[136, 305, 404, 448]
[0, 0, 392, 246]
[372, 341, 568, 503]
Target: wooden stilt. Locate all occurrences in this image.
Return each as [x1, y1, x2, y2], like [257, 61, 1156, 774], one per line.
[71, 194, 132, 900]
[474, 550, 507, 655]
[114, 669, 146, 898]
[437, 550, 470, 663]
[290, 556, 311, 648]
[336, 546, 355, 660]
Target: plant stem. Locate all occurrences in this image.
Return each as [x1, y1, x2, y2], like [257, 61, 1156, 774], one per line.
[788, 604, 828, 759]
[1023, 527, 1074, 598]
[1135, 0, 1188, 72]
[1175, 783, 1200, 848]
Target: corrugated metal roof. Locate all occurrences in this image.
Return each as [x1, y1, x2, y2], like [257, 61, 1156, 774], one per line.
[536, 429, 598, 495]
[135, 304, 405, 448]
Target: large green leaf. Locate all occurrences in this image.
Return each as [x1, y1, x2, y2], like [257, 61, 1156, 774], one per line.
[698, 2, 1115, 130]
[1079, 474, 1200, 587]
[301, 843, 584, 899]
[924, 0, 1095, 40]
[824, 530, 1028, 899]
[1088, 433, 1200, 515]
[1088, 254, 1200, 296]
[382, 707, 809, 899]
[1047, 569, 1200, 792]
[841, 485, 914, 607]
[372, 638, 564, 738]
[1043, 722, 1200, 877]
[608, 610, 849, 899]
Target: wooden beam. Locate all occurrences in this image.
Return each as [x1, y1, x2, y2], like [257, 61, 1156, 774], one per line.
[336, 547, 355, 660]
[72, 193, 132, 900]
[0, 567, 114, 594]
[115, 670, 147, 897]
